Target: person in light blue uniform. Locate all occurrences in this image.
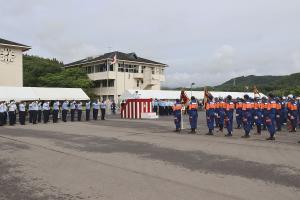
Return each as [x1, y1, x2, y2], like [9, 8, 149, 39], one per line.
[70, 100, 76, 122]
[77, 101, 83, 121]
[93, 100, 100, 120]
[0, 101, 6, 126]
[18, 101, 26, 125]
[42, 101, 50, 123]
[53, 100, 60, 123]
[31, 101, 38, 124]
[62, 100, 69, 122]
[187, 96, 198, 133]
[85, 101, 91, 121]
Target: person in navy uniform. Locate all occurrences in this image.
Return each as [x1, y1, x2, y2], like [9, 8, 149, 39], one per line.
[77, 101, 83, 121]
[172, 99, 182, 132]
[187, 96, 198, 134]
[62, 100, 69, 122]
[253, 96, 263, 135]
[287, 95, 298, 132]
[53, 100, 60, 123]
[18, 101, 26, 125]
[92, 100, 100, 120]
[205, 94, 215, 135]
[224, 95, 234, 137]
[111, 100, 116, 115]
[241, 95, 253, 138]
[235, 98, 243, 129]
[85, 100, 91, 121]
[266, 93, 277, 140]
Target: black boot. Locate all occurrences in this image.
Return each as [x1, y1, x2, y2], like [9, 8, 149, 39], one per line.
[256, 125, 261, 135]
[206, 129, 213, 135]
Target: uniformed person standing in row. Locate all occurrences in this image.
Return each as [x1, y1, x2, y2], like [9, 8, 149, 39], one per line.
[100, 100, 106, 120]
[31, 101, 38, 124]
[205, 94, 215, 135]
[18, 101, 26, 125]
[0, 101, 5, 126]
[242, 95, 252, 138]
[8, 100, 17, 126]
[53, 100, 60, 123]
[42, 101, 50, 123]
[77, 101, 83, 121]
[70, 100, 76, 122]
[187, 96, 198, 133]
[85, 100, 91, 121]
[224, 95, 234, 137]
[38, 101, 42, 123]
[62, 100, 69, 122]
[93, 100, 100, 120]
[28, 101, 33, 123]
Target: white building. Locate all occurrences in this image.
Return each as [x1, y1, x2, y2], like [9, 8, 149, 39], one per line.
[0, 38, 31, 87]
[65, 51, 167, 101]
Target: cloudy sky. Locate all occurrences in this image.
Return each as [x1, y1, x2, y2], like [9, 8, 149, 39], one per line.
[1, 0, 300, 87]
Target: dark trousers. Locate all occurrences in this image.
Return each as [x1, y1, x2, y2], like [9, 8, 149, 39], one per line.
[93, 109, 98, 120]
[71, 109, 75, 122]
[8, 111, 16, 126]
[29, 110, 32, 123]
[43, 110, 49, 123]
[3, 112, 7, 124]
[86, 109, 90, 121]
[101, 109, 105, 120]
[62, 110, 68, 122]
[32, 110, 37, 124]
[19, 111, 26, 125]
[53, 110, 59, 123]
[77, 110, 82, 121]
[0, 112, 4, 126]
[38, 110, 42, 123]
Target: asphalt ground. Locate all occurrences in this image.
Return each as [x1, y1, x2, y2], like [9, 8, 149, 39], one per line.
[0, 111, 300, 200]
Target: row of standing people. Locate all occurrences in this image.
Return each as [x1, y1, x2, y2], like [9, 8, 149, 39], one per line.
[0, 100, 117, 126]
[172, 94, 300, 141]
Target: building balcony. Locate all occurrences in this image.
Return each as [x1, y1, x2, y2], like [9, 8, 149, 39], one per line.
[88, 71, 116, 81]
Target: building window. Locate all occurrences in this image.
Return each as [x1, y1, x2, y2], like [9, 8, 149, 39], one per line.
[110, 64, 114, 71]
[141, 80, 144, 84]
[141, 66, 145, 73]
[108, 79, 114, 87]
[87, 66, 94, 74]
[151, 67, 155, 75]
[137, 80, 139, 87]
[95, 63, 107, 72]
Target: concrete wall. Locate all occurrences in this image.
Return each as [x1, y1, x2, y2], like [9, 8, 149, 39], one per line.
[0, 47, 23, 87]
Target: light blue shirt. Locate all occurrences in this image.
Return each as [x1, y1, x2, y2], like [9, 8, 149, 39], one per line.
[93, 102, 100, 109]
[86, 101, 91, 110]
[0, 103, 5, 113]
[77, 102, 82, 110]
[62, 101, 69, 110]
[53, 101, 60, 110]
[32, 102, 38, 111]
[19, 103, 26, 112]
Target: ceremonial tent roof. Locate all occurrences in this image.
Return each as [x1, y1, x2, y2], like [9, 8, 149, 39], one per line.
[0, 87, 90, 102]
[120, 89, 266, 100]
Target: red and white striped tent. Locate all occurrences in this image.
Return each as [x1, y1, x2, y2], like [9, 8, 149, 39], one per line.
[121, 99, 153, 119]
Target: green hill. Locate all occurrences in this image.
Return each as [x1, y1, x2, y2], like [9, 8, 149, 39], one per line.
[213, 73, 300, 96]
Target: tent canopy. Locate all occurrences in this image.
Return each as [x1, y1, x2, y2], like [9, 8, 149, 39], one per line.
[0, 87, 90, 102]
[120, 89, 266, 100]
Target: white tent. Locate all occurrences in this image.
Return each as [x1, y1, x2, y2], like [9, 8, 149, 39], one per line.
[120, 89, 266, 100]
[0, 86, 90, 102]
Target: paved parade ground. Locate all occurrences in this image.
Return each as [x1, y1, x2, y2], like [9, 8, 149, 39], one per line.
[0, 112, 300, 200]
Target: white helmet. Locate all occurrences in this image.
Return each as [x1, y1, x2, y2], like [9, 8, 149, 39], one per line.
[288, 94, 293, 99]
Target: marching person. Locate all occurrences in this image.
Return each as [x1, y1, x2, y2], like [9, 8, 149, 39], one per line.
[287, 95, 298, 132]
[241, 95, 253, 138]
[31, 101, 38, 124]
[187, 96, 198, 134]
[100, 100, 107, 120]
[224, 95, 234, 137]
[172, 99, 182, 132]
[77, 101, 83, 121]
[70, 100, 76, 122]
[0, 101, 5, 126]
[218, 97, 226, 132]
[18, 101, 26, 125]
[205, 94, 215, 135]
[92, 100, 100, 120]
[53, 100, 60, 123]
[261, 97, 268, 130]
[8, 100, 17, 126]
[253, 96, 263, 134]
[275, 97, 282, 131]
[85, 100, 91, 121]
[62, 100, 69, 122]
[266, 93, 277, 140]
